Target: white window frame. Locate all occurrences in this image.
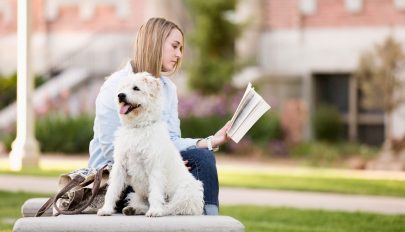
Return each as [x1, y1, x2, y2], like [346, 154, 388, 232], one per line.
[345, 0, 363, 13]
[299, 0, 317, 16]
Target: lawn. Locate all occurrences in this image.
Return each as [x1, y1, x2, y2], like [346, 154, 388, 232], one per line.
[221, 205, 405, 232]
[2, 169, 405, 197]
[1, 191, 404, 232]
[1, 156, 405, 197]
[219, 170, 405, 197]
[0, 191, 47, 232]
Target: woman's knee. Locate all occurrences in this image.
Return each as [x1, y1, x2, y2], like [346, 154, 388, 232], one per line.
[195, 149, 216, 169]
[181, 148, 216, 169]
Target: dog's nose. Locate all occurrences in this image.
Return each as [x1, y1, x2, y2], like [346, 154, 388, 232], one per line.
[118, 93, 126, 103]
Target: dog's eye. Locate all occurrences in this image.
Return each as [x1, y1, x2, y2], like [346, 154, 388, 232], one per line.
[133, 86, 140, 91]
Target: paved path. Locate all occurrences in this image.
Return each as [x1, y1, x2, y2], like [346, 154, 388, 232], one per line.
[1, 174, 405, 215]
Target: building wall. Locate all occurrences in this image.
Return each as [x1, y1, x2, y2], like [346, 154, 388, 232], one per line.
[0, 0, 146, 75]
[260, 0, 405, 141]
[1, 0, 405, 141]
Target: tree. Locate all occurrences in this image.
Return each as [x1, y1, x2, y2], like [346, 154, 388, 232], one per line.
[355, 36, 405, 150]
[184, 0, 239, 95]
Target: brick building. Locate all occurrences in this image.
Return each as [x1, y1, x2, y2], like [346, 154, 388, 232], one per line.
[1, 0, 405, 144]
[249, 0, 405, 145]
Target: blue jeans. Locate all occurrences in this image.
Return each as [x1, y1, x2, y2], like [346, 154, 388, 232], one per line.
[180, 148, 219, 206]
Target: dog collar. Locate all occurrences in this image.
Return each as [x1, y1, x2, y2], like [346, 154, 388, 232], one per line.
[133, 120, 158, 128]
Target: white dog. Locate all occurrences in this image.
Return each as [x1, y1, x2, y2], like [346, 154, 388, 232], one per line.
[97, 72, 204, 217]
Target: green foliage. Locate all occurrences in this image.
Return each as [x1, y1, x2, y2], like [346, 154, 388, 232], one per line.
[1, 131, 15, 152]
[304, 142, 340, 166]
[2, 114, 94, 154]
[222, 205, 405, 232]
[313, 104, 343, 142]
[0, 73, 17, 110]
[184, 0, 239, 94]
[180, 113, 282, 152]
[36, 114, 93, 154]
[249, 112, 283, 144]
[290, 142, 378, 167]
[181, 115, 229, 139]
[0, 72, 46, 110]
[0, 191, 47, 232]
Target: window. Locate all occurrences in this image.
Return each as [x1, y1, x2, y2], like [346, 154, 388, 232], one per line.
[345, 0, 363, 13]
[299, 0, 317, 16]
[394, 0, 405, 10]
[314, 73, 349, 114]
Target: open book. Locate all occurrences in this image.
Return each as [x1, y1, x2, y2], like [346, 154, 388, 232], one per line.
[227, 83, 271, 143]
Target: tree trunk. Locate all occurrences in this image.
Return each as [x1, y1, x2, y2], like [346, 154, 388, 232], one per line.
[383, 111, 393, 151]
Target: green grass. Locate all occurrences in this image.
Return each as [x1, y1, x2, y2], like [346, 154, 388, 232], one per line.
[221, 205, 405, 232]
[1, 190, 404, 232]
[0, 168, 67, 177]
[0, 191, 47, 232]
[1, 166, 405, 197]
[2, 156, 405, 197]
[219, 171, 405, 197]
[0, 157, 87, 177]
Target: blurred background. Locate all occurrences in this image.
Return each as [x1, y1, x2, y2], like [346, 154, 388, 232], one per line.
[1, 0, 405, 170]
[1, 1, 405, 232]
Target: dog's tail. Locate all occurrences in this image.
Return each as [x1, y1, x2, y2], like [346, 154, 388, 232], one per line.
[164, 180, 204, 215]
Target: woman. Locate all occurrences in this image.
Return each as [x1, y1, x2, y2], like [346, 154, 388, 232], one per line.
[88, 17, 230, 215]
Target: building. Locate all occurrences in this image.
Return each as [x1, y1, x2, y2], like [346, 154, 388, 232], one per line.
[1, 0, 404, 145]
[238, 0, 405, 145]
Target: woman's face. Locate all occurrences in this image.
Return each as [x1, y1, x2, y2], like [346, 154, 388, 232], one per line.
[162, 29, 183, 72]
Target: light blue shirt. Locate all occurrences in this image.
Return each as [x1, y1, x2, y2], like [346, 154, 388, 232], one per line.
[88, 61, 199, 169]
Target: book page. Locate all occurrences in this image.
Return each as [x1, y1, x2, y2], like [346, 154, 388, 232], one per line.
[230, 100, 271, 143]
[228, 91, 261, 136]
[228, 83, 253, 128]
[226, 82, 271, 143]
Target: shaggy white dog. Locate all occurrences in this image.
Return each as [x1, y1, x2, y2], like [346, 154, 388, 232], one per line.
[97, 72, 204, 217]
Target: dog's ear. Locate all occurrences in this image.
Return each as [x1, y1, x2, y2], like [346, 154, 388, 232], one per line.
[142, 73, 160, 98]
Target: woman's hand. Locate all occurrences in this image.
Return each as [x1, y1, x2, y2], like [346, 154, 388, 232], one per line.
[196, 121, 232, 149]
[212, 121, 232, 148]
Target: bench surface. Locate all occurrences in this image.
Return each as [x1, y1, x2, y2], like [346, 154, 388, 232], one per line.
[15, 198, 245, 232]
[14, 214, 244, 232]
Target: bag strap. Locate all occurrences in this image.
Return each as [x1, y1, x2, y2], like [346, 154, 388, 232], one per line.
[35, 174, 85, 217]
[52, 164, 107, 215]
[67, 188, 85, 210]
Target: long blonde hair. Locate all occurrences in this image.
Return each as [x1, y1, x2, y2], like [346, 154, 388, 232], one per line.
[132, 17, 184, 77]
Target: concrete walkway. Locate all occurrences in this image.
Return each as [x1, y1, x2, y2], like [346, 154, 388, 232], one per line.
[1, 174, 405, 215]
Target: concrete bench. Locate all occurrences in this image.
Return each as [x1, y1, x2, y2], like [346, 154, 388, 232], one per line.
[14, 198, 245, 232]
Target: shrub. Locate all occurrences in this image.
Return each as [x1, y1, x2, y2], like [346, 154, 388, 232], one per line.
[181, 111, 283, 154]
[0, 72, 46, 110]
[290, 142, 339, 167]
[290, 141, 379, 167]
[36, 114, 93, 154]
[249, 112, 283, 144]
[312, 105, 343, 142]
[1, 114, 94, 154]
[181, 115, 229, 139]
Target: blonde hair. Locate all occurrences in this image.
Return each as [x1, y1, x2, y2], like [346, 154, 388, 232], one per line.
[132, 17, 184, 77]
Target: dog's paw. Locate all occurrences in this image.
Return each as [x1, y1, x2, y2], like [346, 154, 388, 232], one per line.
[97, 208, 114, 216]
[123, 206, 136, 215]
[123, 206, 148, 216]
[145, 207, 163, 217]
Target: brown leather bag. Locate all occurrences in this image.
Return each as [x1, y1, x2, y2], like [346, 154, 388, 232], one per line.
[36, 164, 110, 217]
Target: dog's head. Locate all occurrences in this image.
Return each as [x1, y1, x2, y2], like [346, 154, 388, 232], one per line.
[116, 72, 162, 127]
